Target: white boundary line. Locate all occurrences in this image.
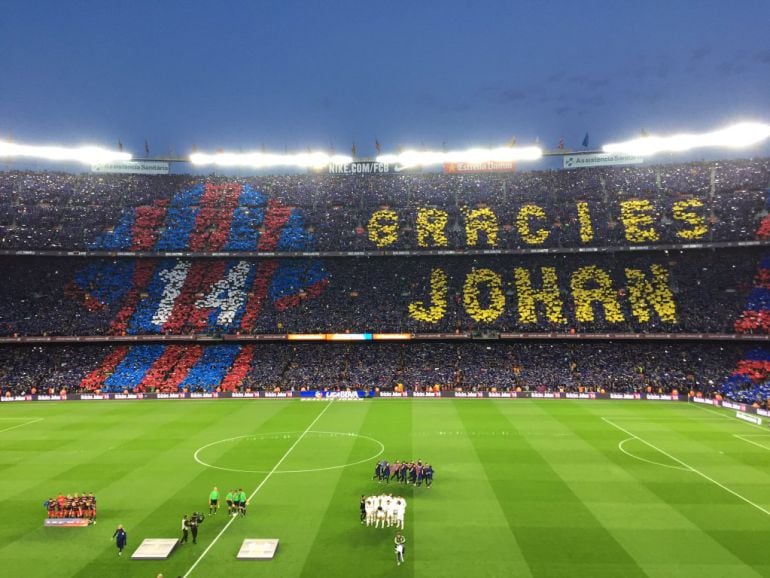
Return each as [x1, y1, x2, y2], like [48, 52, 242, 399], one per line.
[182, 400, 335, 578]
[734, 434, 770, 451]
[691, 403, 767, 431]
[617, 437, 689, 471]
[0, 418, 43, 434]
[603, 417, 770, 517]
[192, 431, 384, 474]
[601, 416, 727, 421]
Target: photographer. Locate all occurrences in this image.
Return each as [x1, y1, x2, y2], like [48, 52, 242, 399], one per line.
[180, 515, 189, 544]
[189, 512, 204, 544]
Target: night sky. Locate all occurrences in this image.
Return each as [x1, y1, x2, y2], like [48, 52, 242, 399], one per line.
[1, 0, 769, 158]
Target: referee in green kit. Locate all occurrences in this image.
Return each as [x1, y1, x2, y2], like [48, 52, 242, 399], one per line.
[209, 486, 219, 515]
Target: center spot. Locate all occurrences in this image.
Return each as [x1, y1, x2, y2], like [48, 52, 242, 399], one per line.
[194, 431, 384, 474]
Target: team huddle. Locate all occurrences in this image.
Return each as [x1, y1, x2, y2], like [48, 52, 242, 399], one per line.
[360, 494, 407, 529]
[45, 493, 97, 522]
[373, 459, 435, 486]
[364, 458, 438, 565]
[221, 487, 249, 517]
[205, 486, 249, 517]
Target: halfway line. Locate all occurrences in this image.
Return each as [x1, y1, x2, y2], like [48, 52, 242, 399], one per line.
[182, 400, 335, 578]
[603, 417, 770, 518]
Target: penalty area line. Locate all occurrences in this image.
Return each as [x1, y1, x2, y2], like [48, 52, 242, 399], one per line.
[602, 417, 770, 518]
[0, 418, 43, 434]
[182, 400, 335, 578]
[734, 434, 770, 451]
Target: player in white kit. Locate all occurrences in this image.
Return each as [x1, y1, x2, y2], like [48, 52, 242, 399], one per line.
[395, 498, 406, 529]
[365, 497, 375, 526]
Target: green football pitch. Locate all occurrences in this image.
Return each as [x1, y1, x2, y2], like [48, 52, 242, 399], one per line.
[1, 399, 769, 577]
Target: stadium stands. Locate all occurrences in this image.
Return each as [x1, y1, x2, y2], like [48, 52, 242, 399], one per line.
[0, 158, 769, 403]
[0, 159, 768, 253]
[0, 250, 760, 336]
[0, 342, 744, 397]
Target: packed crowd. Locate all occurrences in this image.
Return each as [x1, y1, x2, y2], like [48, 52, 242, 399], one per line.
[720, 348, 770, 404]
[0, 249, 760, 336]
[0, 345, 106, 394]
[0, 342, 750, 397]
[0, 158, 767, 252]
[0, 161, 768, 406]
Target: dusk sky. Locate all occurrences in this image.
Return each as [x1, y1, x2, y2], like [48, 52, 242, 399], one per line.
[1, 0, 769, 158]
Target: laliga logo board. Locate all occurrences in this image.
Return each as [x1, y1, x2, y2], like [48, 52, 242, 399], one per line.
[69, 183, 329, 393]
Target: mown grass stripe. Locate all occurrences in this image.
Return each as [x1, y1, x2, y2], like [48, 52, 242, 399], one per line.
[546, 401, 770, 575]
[456, 400, 645, 577]
[182, 400, 334, 577]
[2, 399, 769, 577]
[603, 417, 770, 517]
[295, 401, 403, 576]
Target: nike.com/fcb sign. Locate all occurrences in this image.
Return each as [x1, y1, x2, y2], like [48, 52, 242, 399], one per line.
[328, 161, 397, 174]
[563, 153, 644, 169]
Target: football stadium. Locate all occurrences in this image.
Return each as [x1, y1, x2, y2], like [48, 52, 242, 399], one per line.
[2, 2, 770, 577]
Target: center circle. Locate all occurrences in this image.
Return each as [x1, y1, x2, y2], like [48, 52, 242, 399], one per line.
[193, 430, 385, 474]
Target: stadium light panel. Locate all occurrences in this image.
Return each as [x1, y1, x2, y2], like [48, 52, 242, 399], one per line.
[287, 334, 326, 340]
[377, 145, 542, 168]
[190, 151, 353, 169]
[603, 122, 770, 156]
[0, 141, 131, 164]
[373, 333, 413, 340]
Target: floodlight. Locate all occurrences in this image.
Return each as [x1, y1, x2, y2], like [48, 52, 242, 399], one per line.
[377, 145, 542, 168]
[603, 122, 770, 156]
[0, 141, 131, 164]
